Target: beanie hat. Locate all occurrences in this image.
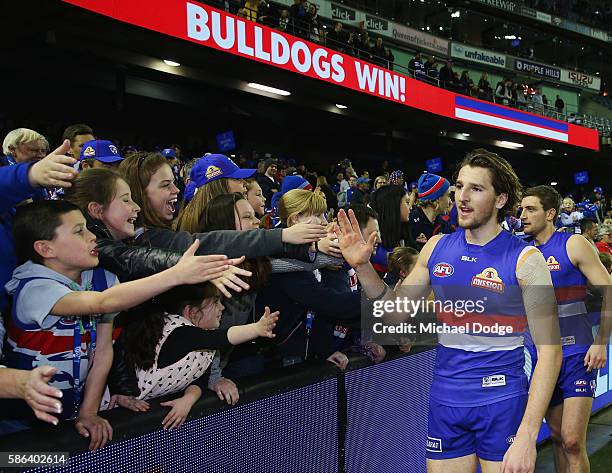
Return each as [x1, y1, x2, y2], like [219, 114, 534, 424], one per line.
[418, 172, 450, 202]
[270, 175, 313, 210]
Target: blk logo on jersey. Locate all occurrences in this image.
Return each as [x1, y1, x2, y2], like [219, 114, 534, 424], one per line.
[433, 263, 454, 278]
[471, 267, 505, 293]
[461, 256, 477, 262]
[482, 374, 506, 388]
[426, 437, 442, 453]
[546, 256, 561, 271]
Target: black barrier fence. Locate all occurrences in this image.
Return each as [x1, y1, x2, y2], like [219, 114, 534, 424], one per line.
[0, 348, 436, 473]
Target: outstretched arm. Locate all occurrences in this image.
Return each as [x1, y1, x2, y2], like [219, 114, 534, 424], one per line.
[333, 209, 434, 321]
[52, 241, 232, 316]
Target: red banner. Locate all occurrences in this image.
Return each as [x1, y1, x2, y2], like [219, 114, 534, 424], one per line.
[63, 0, 599, 151]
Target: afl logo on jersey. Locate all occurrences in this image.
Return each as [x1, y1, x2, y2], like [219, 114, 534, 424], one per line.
[433, 263, 454, 278]
[546, 256, 561, 271]
[471, 267, 505, 293]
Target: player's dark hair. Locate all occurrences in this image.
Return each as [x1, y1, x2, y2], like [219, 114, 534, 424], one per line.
[457, 148, 522, 222]
[523, 185, 562, 221]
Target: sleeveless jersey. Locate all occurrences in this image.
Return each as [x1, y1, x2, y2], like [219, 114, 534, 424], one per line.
[427, 228, 530, 407]
[532, 232, 591, 356]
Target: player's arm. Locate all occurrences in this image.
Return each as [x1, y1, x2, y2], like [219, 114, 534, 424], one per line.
[335, 209, 433, 311]
[568, 235, 612, 369]
[52, 241, 230, 316]
[503, 248, 561, 472]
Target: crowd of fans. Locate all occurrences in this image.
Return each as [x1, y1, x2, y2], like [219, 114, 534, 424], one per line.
[216, 0, 396, 69]
[406, 52, 572, 118]
[0, 124, 610, 450]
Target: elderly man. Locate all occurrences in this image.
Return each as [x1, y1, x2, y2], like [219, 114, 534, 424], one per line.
[2, 128, 47, 165]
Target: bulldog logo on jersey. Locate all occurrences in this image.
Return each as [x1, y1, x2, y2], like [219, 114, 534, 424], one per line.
[205, 165, 223, 180]
[433, 263, 454, 278]
[82, 146, 95, 157]
[471, 267, 505, 293]
[546, 256, 561, 271]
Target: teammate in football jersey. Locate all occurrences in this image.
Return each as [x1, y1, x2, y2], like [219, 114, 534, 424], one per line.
[521, 185, 611, 473]
[334, 149, 562, 473]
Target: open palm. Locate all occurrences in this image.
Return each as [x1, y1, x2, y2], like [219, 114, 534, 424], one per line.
[333, 209, 377, 268]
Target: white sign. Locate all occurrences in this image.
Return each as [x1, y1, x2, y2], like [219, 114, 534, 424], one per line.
[451, 43, 506, 69]
[391, 24, 449, 56]
[536, 11, 551, 23]
[561, 69, 601, 91]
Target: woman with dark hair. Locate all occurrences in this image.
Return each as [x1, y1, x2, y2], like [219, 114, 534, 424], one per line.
[369, 185, 411, 275]
[117, 151, 327, 263]
[116, 283, 278, 427]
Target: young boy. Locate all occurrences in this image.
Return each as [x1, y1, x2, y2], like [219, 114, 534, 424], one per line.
[3, 200, 235, 449]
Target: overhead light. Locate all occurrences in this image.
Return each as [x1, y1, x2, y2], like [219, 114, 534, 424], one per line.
[546, 149, 553, 153]
[451, 11, 460, 18]
[595, 72, 600, 75]
[426, 26, 430, 31]
[563, 152, 568, 156]
[550, 182, 558, 186]
[163, 59, 180, 67]
[439, 26, 444, 31]
[500, 141, 524, 148]
[247, 83, 291, 96]
[462, 133, 471, 137]
[504, 35, 517, 40]
[335, 104, 348, 109]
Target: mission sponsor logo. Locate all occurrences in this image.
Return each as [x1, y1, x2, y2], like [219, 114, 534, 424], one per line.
[471, 267, 505, 293]
[433, 263, 454, 278]
[546, 256, 561, 271]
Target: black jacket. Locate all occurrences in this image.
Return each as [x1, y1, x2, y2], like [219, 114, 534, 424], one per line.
[90, 218, 311, 282]
[89, 217, 181, 282]
[255, 267, 361, 361]
[137, 226, 311, 261]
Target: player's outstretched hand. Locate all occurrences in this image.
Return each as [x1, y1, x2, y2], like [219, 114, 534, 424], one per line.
[331, 209, 376, 269]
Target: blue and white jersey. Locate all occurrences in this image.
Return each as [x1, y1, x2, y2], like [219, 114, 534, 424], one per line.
[532, 232, 591, 356]
[427, 228, 531, 407]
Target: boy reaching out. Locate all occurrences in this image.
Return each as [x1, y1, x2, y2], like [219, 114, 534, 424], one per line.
[3, 200, 246, 450]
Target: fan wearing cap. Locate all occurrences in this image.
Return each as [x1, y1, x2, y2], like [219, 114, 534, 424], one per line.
[79, 140, 124, 170]
[175, 154, 257, 233]
[407, 172, 452, 250]
[347, 177, 370, 205]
